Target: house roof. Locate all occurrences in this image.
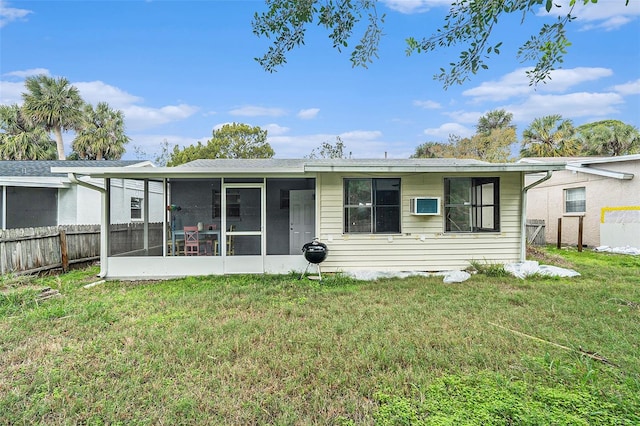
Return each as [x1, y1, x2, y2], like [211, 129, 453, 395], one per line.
[519, 155, 639, 180]
[0, 160, 154, 188]
[519, 154, 640, 166]
[0, 160, 151, 177]
[52, 158, 565, 179]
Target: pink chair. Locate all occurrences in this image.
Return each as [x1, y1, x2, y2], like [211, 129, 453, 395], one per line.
[183, 226, 200, 256]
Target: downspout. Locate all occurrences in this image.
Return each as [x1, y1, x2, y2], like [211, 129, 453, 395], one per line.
[68, 173, 109, 278]
[520, 171, 552, 261]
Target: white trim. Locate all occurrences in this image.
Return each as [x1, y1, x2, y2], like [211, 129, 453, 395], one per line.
[565, 164, 634, 180]
[0, 177, 70, 188]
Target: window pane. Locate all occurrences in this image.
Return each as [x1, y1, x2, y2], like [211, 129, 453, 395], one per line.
[131, 197, 142, 220]
[375, 206, 400, 233]
[345, 206, 372, 233]
[445, 206, 471, 232]
[479, 206, 495, 229]
[345, 179, 372, 205]
[445, 178, 471, 205]
[565, 188, 585, 213]
[375, 179, 400, 205]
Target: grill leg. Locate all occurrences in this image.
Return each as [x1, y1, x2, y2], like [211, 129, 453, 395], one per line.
[299, 262, 311, 280]
[317, 264, 322, 281]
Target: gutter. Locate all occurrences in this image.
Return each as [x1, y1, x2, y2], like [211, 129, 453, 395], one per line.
[520, 171, 553, 261]
[68, 173, 108, 278]
[67, 173, 106, 193]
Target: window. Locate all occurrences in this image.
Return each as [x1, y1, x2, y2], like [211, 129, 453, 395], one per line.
[565, 187, 586, 214]
[344, 178, 400, 233]
[131, 197, 142, 220]
[444, 177, 499, 232]
[212, 189, 240, 218]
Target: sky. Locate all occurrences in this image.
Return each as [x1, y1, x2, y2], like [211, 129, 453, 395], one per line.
[1, 0, 639, 161]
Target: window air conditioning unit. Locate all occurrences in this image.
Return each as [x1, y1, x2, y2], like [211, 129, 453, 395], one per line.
[410, 197, 441, 215]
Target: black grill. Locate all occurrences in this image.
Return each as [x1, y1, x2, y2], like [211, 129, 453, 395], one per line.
[300, 240, 328, 280]
[302, 240, 328, 264]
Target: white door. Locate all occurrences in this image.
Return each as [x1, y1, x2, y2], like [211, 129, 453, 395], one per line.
[289, 190, 315, 255]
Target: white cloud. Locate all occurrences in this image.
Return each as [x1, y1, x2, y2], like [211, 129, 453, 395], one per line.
[423, 123, 474, 140]
[538, 0, 639, 30]
[507, 92, 625, 123]
[413, 99, 442, 109]
[380, 0, 450, 14]
[339, 130, 383, 141]
[267, 130, 385, 158]
[0, 1, 32, 27]
[463, 67, 613, 102]
[444, 110, 483, 124]
[3, 68, 50, 78]
[297, 108, 320, 119]
[74, 81, 143, 108]
[0, 80, 25, 104]
[229, 105, 286, 117]
[263, 123, 289, 136]
[123, 104, 200, 131]
[613, 78, 640, 95]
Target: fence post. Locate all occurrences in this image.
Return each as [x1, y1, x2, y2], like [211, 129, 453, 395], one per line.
[59, 229, 69, 273]
[578, 216, 584, 252]
[557, 218, 562, 249]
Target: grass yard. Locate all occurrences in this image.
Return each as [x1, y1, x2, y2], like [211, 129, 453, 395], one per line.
[1, 247, 639, 425]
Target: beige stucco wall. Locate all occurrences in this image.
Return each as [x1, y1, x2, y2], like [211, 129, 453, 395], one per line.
[316, 171, 524, 272]
[525, 160, 640, 247]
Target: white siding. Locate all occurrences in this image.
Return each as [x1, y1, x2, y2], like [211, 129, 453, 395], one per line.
[317, 172, 523, 272]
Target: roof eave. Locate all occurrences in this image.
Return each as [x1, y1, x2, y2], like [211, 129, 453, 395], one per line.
[566, 164, 634, 180]
[304, 163, 566, 173]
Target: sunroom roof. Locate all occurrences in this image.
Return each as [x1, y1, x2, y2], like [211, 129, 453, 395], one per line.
[51, 158, 565, 178]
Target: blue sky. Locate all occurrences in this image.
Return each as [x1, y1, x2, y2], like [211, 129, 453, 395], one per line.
[1, 0, 639, 160]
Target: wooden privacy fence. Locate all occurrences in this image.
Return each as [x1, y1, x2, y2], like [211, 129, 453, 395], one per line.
[526, 219, 546, 246]
[0, 225, 101, 276]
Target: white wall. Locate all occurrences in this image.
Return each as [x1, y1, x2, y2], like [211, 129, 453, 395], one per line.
[58, 178, 164, 225]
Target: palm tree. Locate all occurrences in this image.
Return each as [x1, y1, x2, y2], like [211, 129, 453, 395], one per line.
[72, 102, 130, 160]
[577, 120, 640, 156]
[0, 104, 57, 160]
[520, 115, 579, 157]
[476, 109, 515, 135]
[21, 75, 85, 160]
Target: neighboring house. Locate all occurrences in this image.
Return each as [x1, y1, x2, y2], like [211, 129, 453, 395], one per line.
[521, 155, 640, 248]
[52, 158, 563, 279]
[0, 160, 164, 229]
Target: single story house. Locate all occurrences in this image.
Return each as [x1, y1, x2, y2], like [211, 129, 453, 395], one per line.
[0, 160, 164, 229]
[51, 158, 564, 280]
[521, 155, 640, 248]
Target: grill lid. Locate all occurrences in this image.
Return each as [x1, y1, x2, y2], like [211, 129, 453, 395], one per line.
[302, 240, 328, 264]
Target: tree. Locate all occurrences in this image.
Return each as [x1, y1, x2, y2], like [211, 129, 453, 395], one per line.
[72, 102, 130, 160]
[576, 120, 640, 157]
[252, 0, 628, 88]
[306, 136, 351, 159]
[410, 141, 456, 159]
[0, 104, 57, 160]
[520, 115, 579, 157]
[476, 109, 515, 136]
[21, 75, 85, 160]
[168, 123, 274, 166]
[411, 109, 516, 162]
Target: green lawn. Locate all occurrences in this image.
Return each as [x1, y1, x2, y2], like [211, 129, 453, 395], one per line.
[1, 247, 639, 425]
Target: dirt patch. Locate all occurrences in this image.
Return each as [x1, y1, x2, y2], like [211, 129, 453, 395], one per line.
[526, 246, 575, 268]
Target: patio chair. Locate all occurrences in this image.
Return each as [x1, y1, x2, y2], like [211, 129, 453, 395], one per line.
[207, 224, 218, 256]
[183, 226, 200, 256]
